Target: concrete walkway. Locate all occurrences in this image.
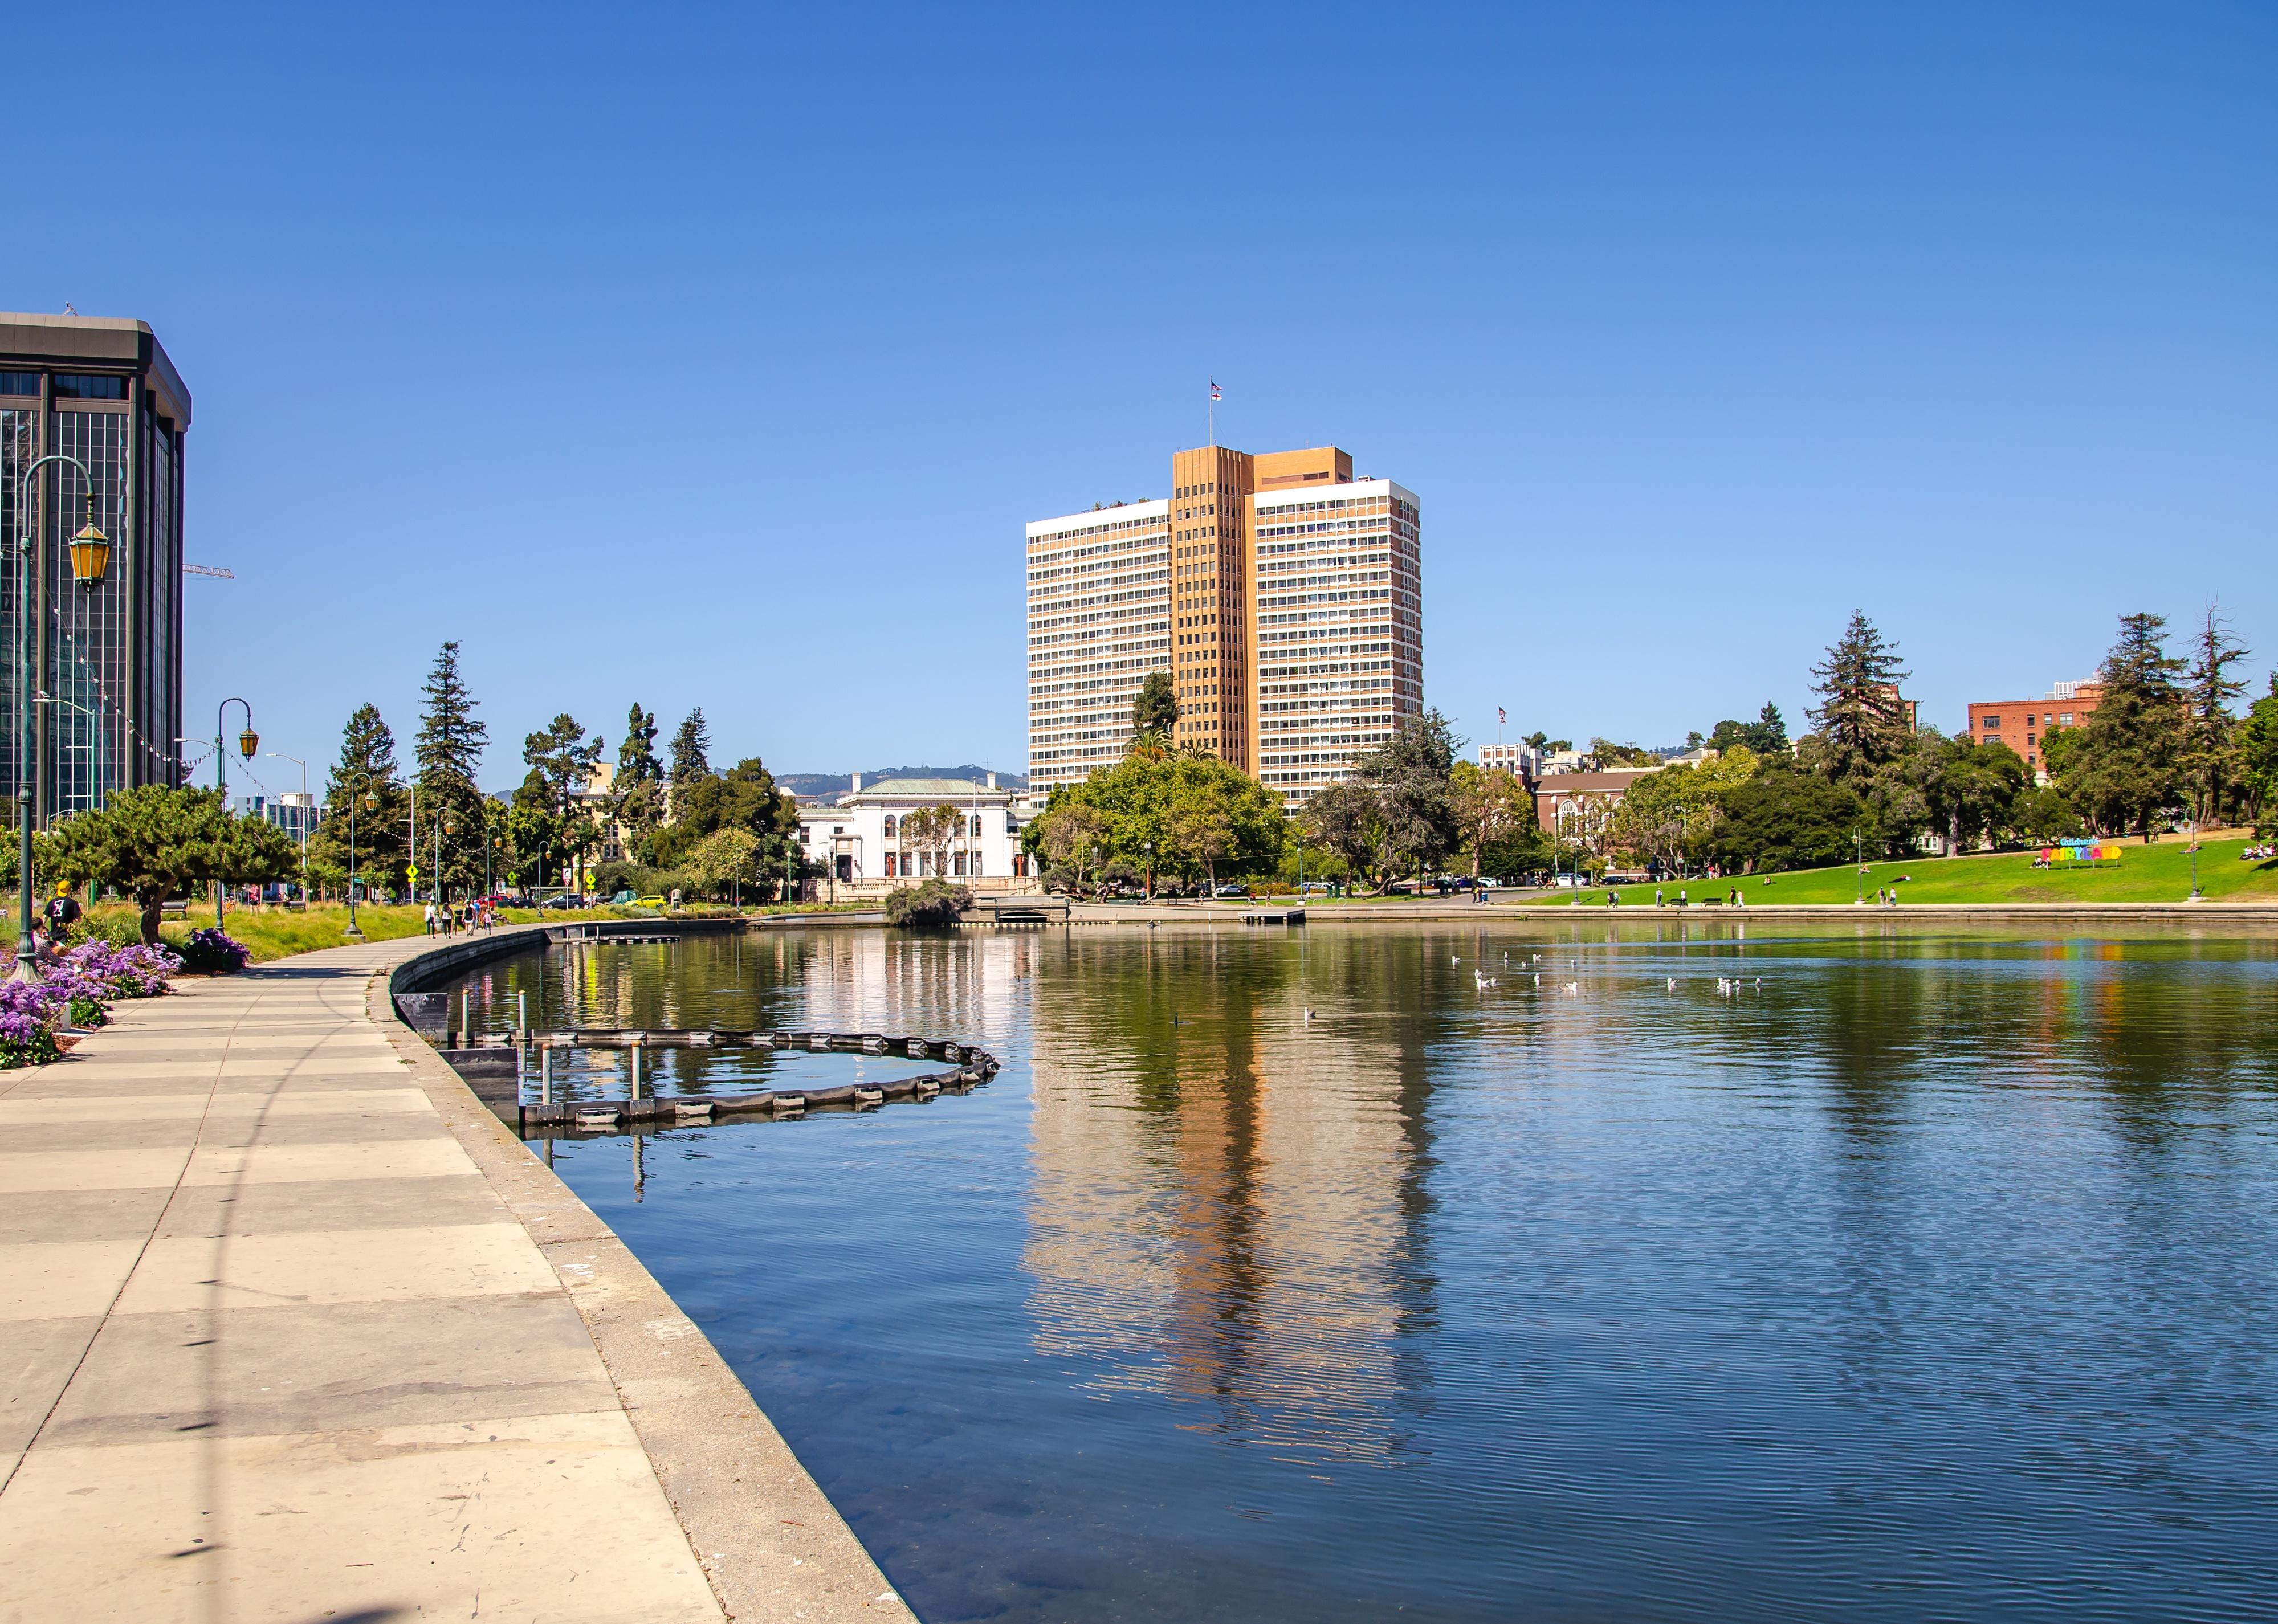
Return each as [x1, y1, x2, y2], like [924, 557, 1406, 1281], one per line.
[0, 931, 902, 1623]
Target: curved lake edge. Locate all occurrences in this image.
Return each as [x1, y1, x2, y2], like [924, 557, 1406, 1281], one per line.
[380, 924, 904, 1623]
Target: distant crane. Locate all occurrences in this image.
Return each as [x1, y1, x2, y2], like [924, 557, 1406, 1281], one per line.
[184, 564, 234, 578]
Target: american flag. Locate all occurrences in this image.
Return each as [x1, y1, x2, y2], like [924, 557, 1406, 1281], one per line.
[1498, 707, 1507, 725]
[1209, 382, 1222, 401]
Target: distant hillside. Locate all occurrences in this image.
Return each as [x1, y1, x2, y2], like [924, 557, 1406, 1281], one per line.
[779, 765, 1027, 798]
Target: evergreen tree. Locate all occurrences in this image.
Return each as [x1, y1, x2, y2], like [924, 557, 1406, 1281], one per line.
[669, 708, 712, 787]
[613, 701, 666, 852]
[1807, 611, 1912, 789]
[413, 640, 491, 896]
[523, 715, 605, 892]
[2238, 675, 2278, 839]
[2181, 606, 2250, 824]
[2053, 612, 2189, 837]
[1751, 701, 1790, 754]
[1131, 670, 1178, 737]
[307, 704, 410, 897]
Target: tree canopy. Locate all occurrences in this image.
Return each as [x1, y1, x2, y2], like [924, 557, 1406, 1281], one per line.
[1807, 611, 1913, 789]
[1132, 670, 1179, 737]
[39, 787, 297, 941]
[2053, 612, 2189, 837]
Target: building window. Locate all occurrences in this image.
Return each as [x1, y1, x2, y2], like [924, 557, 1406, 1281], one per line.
[882, 814, 896, 838]
[1981, 716, 2000, 729]
[51, 374, 125, 401]
[0, 372, 37, 396]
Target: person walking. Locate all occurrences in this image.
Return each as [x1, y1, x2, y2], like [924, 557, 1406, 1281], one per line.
[1656, 887, 1665, 908]
[423, 899, 438, 937]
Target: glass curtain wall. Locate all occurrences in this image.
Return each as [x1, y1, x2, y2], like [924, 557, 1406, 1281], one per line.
[139, 399, 179, 791]
[44, 410, 132, 817]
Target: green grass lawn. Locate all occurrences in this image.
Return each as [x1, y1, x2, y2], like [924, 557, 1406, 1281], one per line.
[1524, 836, 2278, 908]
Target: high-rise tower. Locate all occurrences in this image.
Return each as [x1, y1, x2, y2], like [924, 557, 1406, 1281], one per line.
[0, 313, 190, 822]
[1027, 442, 1421, 805]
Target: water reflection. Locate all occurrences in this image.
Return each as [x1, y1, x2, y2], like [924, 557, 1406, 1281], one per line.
[1025, 931, 1437, 1467]
[451, 923, 2278, 1624]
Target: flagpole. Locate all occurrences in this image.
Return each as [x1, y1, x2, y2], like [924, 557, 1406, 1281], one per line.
[1208, 386, 1214, 448]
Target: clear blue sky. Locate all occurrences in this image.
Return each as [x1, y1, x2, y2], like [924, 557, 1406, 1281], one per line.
[18, 3, 2275, 791]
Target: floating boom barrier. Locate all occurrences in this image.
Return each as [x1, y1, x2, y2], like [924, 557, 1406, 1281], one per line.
[431, 1027, 1001, 1136]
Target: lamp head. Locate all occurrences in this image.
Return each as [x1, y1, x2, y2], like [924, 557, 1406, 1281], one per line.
[68, 491, 109, 586]
[238, 728, 258, 759]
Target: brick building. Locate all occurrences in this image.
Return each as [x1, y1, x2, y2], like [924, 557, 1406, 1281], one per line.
[1965, 681, 2102, 781]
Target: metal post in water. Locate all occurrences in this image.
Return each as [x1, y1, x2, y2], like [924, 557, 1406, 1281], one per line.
[540, 1043, 552, 1107]
[517, 990, 527, 1045]
[630, 1042, 642, 1101]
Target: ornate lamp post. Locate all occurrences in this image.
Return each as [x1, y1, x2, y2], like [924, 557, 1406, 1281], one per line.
[214, 699, 258, 926]
[14, 456, 105, 981]
[345, 790, 378, 939]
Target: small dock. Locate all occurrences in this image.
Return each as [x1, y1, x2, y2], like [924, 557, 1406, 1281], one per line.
[430, 1026, 1002, 1137]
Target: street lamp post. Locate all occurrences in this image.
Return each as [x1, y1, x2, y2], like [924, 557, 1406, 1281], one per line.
[2189, 818, 2203, 900]
[14, 454, 106, 981]
[215, 699, 258, 927]
[1854, 828, 1865, 906]
[345, 790, 377, 938]
[264, 753, 308, 905]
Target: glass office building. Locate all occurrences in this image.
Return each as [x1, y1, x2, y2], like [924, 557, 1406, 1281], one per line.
[0, 314, 189, 822]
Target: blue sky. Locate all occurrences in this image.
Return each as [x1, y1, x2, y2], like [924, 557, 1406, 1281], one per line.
[17, 3, 2275, 790]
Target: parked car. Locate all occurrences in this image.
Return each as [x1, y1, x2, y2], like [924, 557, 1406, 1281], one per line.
[634, 894, 668, 910]
[1215, 883, 1248, 897]
[541, 893, 590, 910]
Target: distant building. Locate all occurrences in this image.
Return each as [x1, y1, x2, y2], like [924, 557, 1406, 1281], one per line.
[239, 792, 320, 845]
[1478, 742, 1541, 779]
[794, 772, 1034, 895]
[1533, 767, 1664, 833]
[1966, 682, 2102, 781]
[1026, 442, 1422, 806]
[1, 312, 192, 821]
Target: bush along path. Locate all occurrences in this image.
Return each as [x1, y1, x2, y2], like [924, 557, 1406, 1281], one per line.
[0, 937, 187, 1066]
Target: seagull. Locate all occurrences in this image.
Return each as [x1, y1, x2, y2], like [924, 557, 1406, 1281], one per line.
[1303, 1009, 1316, 1021]
[1452, 954, 1460, 965]
[1667, 977, 1677, 990]
[1564, 981, 1579, 994]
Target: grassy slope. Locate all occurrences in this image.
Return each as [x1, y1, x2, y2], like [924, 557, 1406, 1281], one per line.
[1522, 836, 2278, 907]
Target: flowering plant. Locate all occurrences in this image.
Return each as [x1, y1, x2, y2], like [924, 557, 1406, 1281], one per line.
[62, 940, 181, 998]
[179, 928, 251, 974]
[0, 980, 63, 1067]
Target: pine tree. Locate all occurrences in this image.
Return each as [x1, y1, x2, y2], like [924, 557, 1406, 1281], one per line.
[1807, 611, 1912, 789]
[523, 715, 605, 892]
[613, 702, 665, 854]
[414, 641, 491, 897]
[669, 708, 712, 787]
[2181, 606, 2250, 824]
[2054, 612, 2189, 837]
[308, 703, 410, 897]
[1131, 671, 1178, 737]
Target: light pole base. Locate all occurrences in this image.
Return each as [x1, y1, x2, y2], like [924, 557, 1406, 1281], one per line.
[10, 958, 42, 984]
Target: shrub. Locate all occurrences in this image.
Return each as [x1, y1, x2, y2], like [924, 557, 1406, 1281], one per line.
[72, 909, 152, 950]
[179, 927, 251, 974]
[0, 982, 62, 1067]
[63, 940, 180, 998]
[884, 879, 972, 927]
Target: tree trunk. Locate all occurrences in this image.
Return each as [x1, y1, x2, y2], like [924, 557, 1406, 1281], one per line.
[138, 888, 165, 945]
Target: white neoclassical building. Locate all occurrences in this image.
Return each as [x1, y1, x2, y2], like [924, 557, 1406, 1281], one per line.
[795, 774, 1038, 897]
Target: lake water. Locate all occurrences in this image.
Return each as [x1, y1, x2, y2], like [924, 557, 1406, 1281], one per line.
[447, 922, 2278, 1623]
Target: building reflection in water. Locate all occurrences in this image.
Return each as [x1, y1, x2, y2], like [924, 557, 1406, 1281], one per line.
[1022, 932, 1439, 1471]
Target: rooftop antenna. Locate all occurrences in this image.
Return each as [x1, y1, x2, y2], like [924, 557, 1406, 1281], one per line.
[183, 564, 235, 578]
[62, 303, 77, 315]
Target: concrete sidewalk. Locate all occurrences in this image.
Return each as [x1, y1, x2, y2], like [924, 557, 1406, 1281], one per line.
[0, 931, 902, 1623]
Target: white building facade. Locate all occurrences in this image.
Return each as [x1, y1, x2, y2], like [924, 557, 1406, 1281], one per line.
[1250, 477, 1423, 805]
[1025, 500, 1171, 794]
[795, 774, 1034, 896]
